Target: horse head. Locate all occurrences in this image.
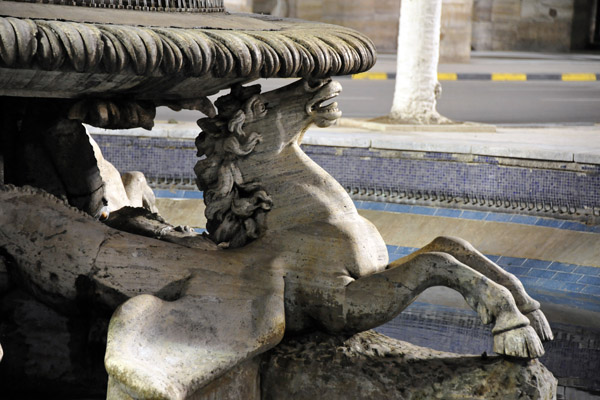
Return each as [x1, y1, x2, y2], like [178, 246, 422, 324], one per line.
[194, 78, 343, 248]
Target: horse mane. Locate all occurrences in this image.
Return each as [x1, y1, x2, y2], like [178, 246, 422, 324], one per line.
[194, 84, 273, 249]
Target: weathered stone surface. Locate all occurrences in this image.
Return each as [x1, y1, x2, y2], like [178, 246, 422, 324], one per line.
[472, 0, 575, 51]
[107, 359, 260, 400]
[261, 330, 558, 400]
[0, 4, 377, 100]
[155, 198, 208, 229]
[440, 0, 473, 63]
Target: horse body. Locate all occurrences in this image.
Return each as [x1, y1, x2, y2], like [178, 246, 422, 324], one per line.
[229, 79, 389, 331]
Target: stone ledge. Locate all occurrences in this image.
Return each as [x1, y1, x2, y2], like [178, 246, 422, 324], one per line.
[86, 122, 600, 166]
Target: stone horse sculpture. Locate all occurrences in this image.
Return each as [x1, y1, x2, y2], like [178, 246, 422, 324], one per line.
[0, 1, 554, 397]
[0, 77, 553, 399]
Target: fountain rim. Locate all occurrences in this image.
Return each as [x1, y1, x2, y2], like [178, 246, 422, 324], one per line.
[0, 1, 284, 29]
[0, 1, 377, 99]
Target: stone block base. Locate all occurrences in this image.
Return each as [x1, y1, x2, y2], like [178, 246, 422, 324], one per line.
[260, 330, 557, 400]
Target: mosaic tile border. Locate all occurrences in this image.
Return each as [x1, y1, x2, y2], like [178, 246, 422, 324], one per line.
[93, 134, 600, 225]
[303, 144, 600, 225]
[358, 201, 600, 234]
[152, 189, 600, 234]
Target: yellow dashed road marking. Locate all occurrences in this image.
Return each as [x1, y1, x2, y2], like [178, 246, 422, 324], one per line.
[352, 72, 388, 80]
[437, 72, 458, 81]
[491, 73, 527, 81]
[562, 73, 597, 81]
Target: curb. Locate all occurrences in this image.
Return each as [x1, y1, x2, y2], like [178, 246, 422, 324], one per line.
[350, 72, 600, 81]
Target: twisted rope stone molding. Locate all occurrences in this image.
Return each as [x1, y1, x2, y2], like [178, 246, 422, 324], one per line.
[6, 0, 225, 13]
[0, 6, 376, 98]
[5, 0, 225, 13]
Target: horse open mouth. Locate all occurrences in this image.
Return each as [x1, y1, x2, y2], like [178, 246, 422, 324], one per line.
[307, 81, 343, 126]
[312, 93, 339, 115]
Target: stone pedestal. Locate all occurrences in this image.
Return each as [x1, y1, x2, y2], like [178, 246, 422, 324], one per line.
[107, 359, 261, 400]
[0, 289, 557, 399]
[260, 330, 557, 400]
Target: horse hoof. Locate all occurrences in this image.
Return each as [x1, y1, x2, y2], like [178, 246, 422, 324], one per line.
[493, 326, 545, 359]
[525, 309, 554, 342]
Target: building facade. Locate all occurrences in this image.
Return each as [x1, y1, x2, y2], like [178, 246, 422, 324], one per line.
[227, 0, 600, 61]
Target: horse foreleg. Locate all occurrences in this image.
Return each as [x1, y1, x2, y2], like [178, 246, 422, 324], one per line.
[401, 236, 552, 342]
[342, 252, 544, 358]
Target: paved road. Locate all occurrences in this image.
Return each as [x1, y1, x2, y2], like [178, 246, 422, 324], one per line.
[336, 79, 600, 125]
[156, 78, 600, 125]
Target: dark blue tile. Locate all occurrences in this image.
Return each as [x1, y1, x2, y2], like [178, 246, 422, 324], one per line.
[560, 221, 588, 232]
[401, 247, 419, 255]
[547, 262, 577, 273]
[508, 215, 539, 226]
[497, 256, 526, 267]
[552, 272, 583, 282]
[154, 189, 185, 198]
[536, 278, 564, 291]
[153, 189, 171, 198]
[504, 266, 530, 277]
[485, 213, 513, 223]
[353, 200, 364, 209]
[583, 276, 600, 286]
[386, 245, 397, 252]
[534, 218, 564, 228]
[183, 190, 204, 199]
[526, 269, 556, 279]
[581, 285, 600, 296]
[561, 282, 585, 293]
[519, 276, 539, 287]
[372, 202, 388, 211]
[523, 259, 552, 269]
[532, 290, 600, 311]
[433, 208, 463, 218]
[574, 266, 600, 276]
[384, 203, 412, 214]
[409, 206, 437, 216]
[362, 201, 387, 211]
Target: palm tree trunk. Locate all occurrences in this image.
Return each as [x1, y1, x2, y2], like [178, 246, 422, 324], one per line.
[389, 0, 450, 124]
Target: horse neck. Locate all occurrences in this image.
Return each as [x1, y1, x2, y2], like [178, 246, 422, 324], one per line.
[243, 143, 355, 231]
